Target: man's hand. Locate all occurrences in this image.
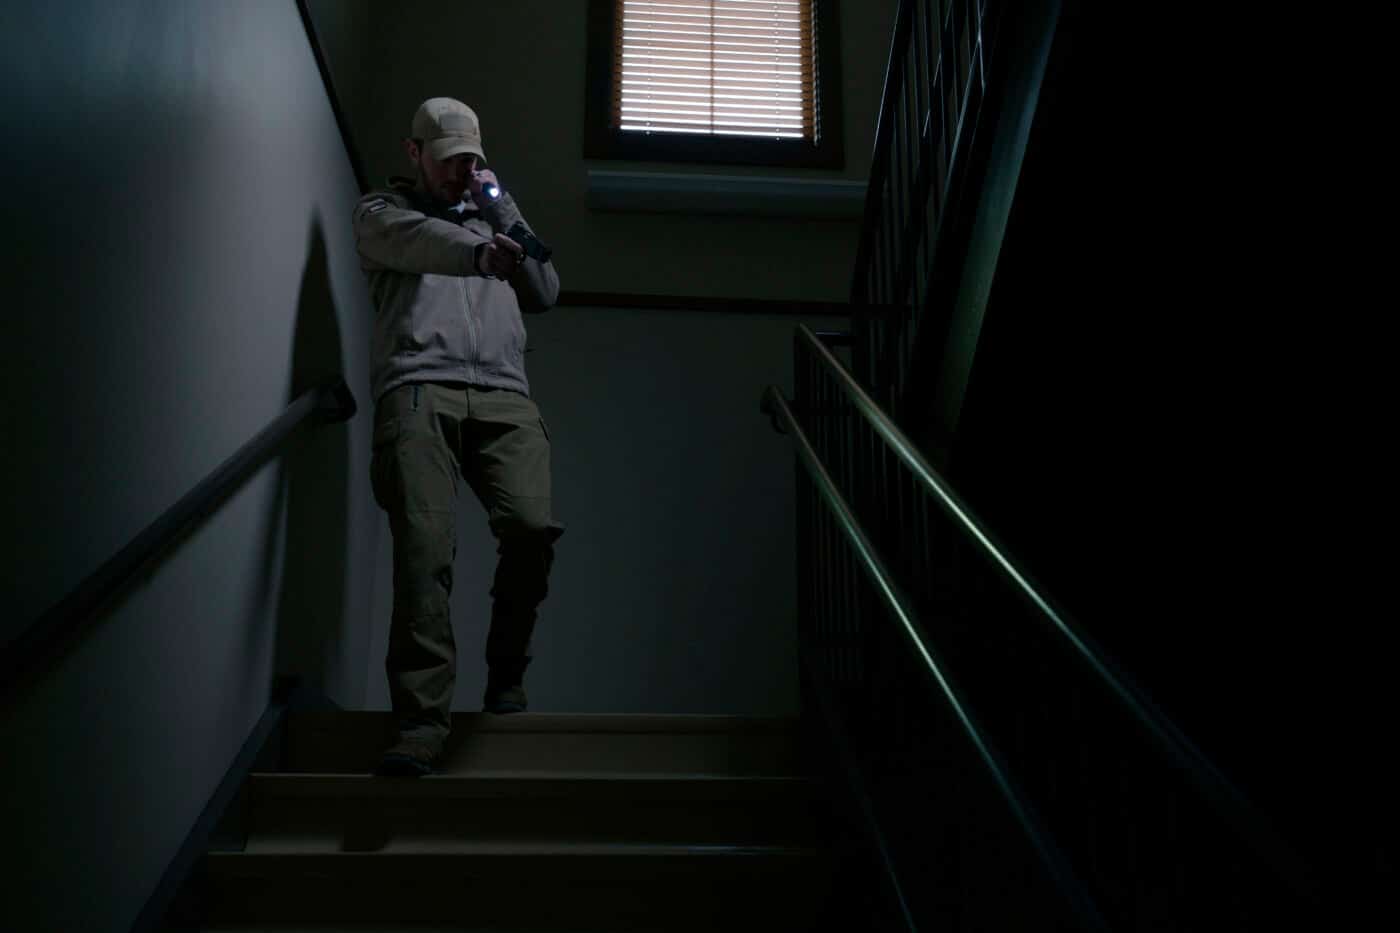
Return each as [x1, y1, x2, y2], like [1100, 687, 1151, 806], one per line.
[467, 168, 502, 207]
[477, 233, 526, 278]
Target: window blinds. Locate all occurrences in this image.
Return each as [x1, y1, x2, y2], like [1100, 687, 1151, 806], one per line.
[613, 0, 817, 140]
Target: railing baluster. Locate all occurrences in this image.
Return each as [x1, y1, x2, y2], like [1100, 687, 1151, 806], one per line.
[848, 0, 1007, 430]
[783, 2, 1321, 926]
[765, 315, 1317, 928]
[913, 0, 927, 145]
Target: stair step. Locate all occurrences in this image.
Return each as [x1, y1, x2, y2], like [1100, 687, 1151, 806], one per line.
[200, 845, 838, 932]
[251, 772, 815, 799]
[191, 713, 839, 930]
[215, 842, 827, 865]
[280, 712, 806, 777]
[242, 773, 832, 850]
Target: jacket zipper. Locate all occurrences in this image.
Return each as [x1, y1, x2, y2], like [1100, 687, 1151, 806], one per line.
[460, 274, 477, 380]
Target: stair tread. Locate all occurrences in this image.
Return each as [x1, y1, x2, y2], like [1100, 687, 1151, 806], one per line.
[215, 840, 830, 858]
[201, 844, 837, 931]
[237, 772, 833, 852]
[280, 713, 810, 777]
[249, 771, 820, 795]
[291, 711, 802, 733]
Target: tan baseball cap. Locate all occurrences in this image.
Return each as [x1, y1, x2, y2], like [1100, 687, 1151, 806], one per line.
[411, 97, 487, 164]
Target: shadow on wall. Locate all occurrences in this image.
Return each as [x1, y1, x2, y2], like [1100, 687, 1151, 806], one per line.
[260, 213, 350, 700]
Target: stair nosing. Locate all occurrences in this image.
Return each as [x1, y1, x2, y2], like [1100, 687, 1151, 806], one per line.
[212, 841, 830, 859]
[246, 772, 820, 800]
[288, 711, 803, 735]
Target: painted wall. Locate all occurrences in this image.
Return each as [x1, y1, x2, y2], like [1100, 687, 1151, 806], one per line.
[355, 0, 897, 302]
[0, 1, 378, 929]
[360, 305, 839, 715]
[306, 1, 896, 713]
[0, 2, 895, 923]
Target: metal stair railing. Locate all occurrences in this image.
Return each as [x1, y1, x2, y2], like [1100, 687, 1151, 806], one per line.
[850, 0, 1001, 422]
[762, 325, 1318, 929]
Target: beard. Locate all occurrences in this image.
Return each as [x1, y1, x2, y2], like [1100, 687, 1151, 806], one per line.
[415, 157, 463, 206]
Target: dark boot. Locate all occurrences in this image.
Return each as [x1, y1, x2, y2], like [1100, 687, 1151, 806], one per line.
[483, 655, 531, 713]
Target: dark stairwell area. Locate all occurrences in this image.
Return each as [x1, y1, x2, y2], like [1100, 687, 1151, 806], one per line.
[3, 1, 1382, 931]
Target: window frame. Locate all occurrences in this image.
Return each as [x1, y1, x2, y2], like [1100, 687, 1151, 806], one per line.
[583, 0, 845, 170]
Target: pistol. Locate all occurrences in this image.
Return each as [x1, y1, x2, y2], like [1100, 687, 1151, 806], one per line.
[505, 221, 553, 264]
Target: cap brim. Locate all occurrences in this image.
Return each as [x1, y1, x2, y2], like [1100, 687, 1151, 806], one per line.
[427, 137, 487, 164]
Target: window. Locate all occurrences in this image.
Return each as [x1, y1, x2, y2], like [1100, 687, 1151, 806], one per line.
[584, 0, 844, 169]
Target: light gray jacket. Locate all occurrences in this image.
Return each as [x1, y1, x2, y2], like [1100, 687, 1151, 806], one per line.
[352, 176, 560, 403]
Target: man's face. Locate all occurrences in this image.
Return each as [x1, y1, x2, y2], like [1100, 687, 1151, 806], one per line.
[409, 140, 479, 204]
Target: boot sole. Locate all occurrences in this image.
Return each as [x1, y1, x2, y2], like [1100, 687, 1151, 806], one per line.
[376, 753, 434, 777]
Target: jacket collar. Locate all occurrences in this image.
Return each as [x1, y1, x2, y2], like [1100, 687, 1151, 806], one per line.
[387, 175, 480, 222]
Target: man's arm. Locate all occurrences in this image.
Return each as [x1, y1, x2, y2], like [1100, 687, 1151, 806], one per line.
[469, 182, 560, 314]
[499, 218, 560, 313]
[353, 191, 493, 276]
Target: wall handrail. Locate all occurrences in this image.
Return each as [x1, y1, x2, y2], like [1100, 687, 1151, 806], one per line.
[1, 378, 357, 707]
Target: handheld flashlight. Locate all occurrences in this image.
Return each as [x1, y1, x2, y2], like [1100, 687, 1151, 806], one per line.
[479, 177, 501, 201]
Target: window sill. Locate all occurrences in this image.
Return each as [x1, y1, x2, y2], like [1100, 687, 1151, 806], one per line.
[585, 169, 866, 220]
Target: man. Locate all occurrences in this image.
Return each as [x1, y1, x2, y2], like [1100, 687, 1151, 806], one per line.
[352, 97, 562, 777]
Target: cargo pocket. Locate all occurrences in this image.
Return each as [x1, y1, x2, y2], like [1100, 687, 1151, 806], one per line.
[369, 417, 402, 510]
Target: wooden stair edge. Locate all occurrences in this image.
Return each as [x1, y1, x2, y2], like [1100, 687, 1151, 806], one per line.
[287, 711, 805, 734]
[209, 841, 835, 861]
[249, 767, 817, 784]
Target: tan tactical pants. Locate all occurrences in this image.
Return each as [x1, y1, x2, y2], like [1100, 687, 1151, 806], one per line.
[370, 382, 562, 746]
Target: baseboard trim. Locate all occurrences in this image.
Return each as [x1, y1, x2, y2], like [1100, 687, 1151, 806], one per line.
[130, 675, 331, 933]
[556, 290, 852, 316]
